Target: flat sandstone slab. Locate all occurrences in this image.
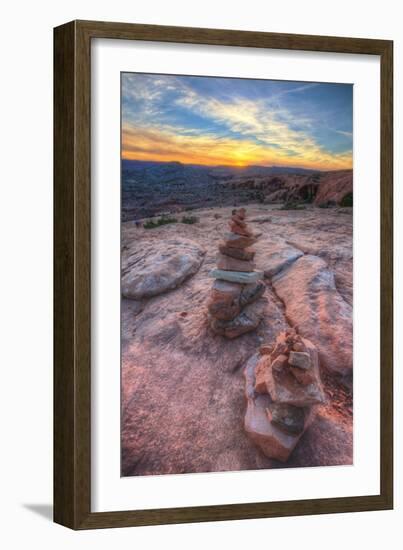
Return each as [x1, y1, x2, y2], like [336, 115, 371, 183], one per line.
[272, 255, 352, 375]
[217, 254, 255, 272]
[122, 238, 205, 299]
[210, 269, 263, 284]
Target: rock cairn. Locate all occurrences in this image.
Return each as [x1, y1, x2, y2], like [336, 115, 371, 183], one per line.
[244, 328, 326, 462]
[207, 208, 266, 338]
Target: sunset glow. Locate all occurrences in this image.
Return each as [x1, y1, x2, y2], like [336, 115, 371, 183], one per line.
[121, 74, 353, 170]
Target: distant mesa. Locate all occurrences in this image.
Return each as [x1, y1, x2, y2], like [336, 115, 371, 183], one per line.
[121, 159, 352, 222]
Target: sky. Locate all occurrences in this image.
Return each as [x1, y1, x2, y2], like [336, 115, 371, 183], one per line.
[121, 73, 353, 171]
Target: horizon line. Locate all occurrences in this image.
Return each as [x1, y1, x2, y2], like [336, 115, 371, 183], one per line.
[121, 157, 353, 172]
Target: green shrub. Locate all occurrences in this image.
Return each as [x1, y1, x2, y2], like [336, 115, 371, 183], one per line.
[181, 216, 199, 224]
[143, 216, 178, 229]
[340, 192, 353, 207]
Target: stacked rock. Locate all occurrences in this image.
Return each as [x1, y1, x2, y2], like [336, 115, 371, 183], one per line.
[244, 328, 326, 462]
[207, 209, 266, 338]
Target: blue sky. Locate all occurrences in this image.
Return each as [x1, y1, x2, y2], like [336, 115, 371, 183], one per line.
[122, 72, 352, 170]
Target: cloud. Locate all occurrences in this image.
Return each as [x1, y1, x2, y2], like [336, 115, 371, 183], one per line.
[122, 122, 353, 170]
[121, 74, 352, 170]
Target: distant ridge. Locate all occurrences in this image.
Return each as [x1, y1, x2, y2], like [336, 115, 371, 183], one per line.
[121, 158, 322, 175]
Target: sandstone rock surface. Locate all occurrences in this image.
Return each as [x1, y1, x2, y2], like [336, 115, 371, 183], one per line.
[121, 204, 353, 475]
[272, 255, 353, 375]
[209, 298, 267, 339]
[210, 269, 263, 284]
[122, 238, 205, 299]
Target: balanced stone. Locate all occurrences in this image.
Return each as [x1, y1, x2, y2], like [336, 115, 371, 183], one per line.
[207, 280, 242, 321]
[288, 351, 311, 370]
[266, 403, 306, 436]
[209, 269, 263, 284]
[229, 221, 254, 237]
[217, 254, 255, 272]
[223, 232, 257, 249]
[207, 208, 265, 338]
[231, 214, 247, 227]
[243, 354, 315, 462]
[209, 298, 266, 339]
[239, 281, 266, 308]
[265, 338, 326, 407]
[218, 243, 255, 261]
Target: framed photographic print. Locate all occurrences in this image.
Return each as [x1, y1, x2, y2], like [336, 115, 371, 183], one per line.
[54, 20, 393, 529]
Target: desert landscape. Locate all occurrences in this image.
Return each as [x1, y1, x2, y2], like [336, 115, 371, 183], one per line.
[121, 166, 353, 475]
[120, 73, 353, 476]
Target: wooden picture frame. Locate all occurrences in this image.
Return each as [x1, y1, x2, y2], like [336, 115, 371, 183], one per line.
[54, 19, 393, 529]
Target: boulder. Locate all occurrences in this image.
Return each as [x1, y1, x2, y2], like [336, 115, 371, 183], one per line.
[122, 238, 205, 299]
[272, 255, 353, 375]
[217, 254, 255, 272]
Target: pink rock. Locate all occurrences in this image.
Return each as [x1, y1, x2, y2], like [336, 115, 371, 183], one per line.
[209, 298, 266, 339]
[244, 354, 316, 462]
[217, 254, 255, 272]
[207, 280, 242, 321]
[229, 221, 253, 237]
[265, 338, 326, 407]
[218, 243, 256, 261]
[223, 233, 257, 249]
[272, 255, 352, 375]
[255, 355, 270, 394]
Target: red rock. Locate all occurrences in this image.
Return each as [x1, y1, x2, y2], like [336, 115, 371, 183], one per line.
[288, 351, 311, 370]
[217, 254, 255, 272]
[209, 298, 266, 339]
[231, 214, 247, 227]
[265, 338, 326, 407]
[255, 355, 270, 393]
[237, 207, 246, 219]
[259, 344, 273, 356]
[207, 280, 242, 321]
[244, 354, 316, 462]
[272, 255, 352, 375]
[290, 366, 315, 386]
[271, 341, 289, 360]
[218, 243, 255, 261]
[239, 281, 266, 307]
[293, 342, 306, 352]
[223, 232, 257, 249]
[266, 403, 306, 435]
[271, 353, 288, 375]
[229, 221, 253, 237]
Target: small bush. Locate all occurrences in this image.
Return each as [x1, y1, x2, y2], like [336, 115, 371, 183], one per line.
[143, 216, 178, 229]
[181, 216, 199, 224]
[340, 192, 353, 207]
